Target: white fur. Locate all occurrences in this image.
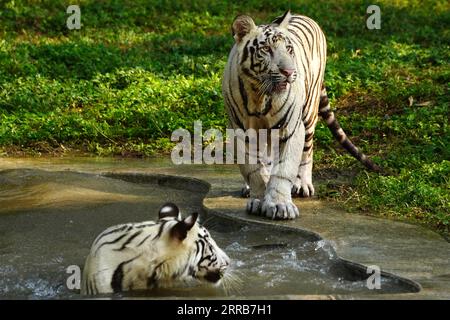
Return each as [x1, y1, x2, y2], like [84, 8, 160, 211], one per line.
[223, 14, 326, 219]
[81, 219, 229, 295]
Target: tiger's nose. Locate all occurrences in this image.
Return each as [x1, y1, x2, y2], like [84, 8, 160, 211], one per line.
[280, 68, 295, 77]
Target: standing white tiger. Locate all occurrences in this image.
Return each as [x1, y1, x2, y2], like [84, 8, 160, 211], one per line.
[222, 11, 379, 220]
[81, 203, 230, 295]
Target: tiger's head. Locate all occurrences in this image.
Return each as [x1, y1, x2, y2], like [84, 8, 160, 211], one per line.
[232, 11, 297, 95]
[158, 203, 230, 286]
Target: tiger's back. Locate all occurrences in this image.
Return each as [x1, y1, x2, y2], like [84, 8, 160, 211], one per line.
[285, 14, 326, 148]
[82, 221, 161, 294]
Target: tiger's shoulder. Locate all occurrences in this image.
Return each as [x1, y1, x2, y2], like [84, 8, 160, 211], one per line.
[90, 220, 158, 250]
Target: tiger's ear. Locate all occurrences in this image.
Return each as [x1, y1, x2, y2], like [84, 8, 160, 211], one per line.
[170, 212, 198, 241]
[232, 15, 256, 42]
[273, 10, 292, 29]
[158, 202, 180, 220]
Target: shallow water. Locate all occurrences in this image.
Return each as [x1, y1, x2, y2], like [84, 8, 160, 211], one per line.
[0, 168, 417, 299]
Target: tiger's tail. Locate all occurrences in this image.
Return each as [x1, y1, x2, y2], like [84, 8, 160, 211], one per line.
[318, 87, 382, 173]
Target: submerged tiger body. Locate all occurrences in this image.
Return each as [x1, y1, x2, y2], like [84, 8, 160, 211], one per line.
[222, 11, 379, 220]
[81, 203, 230, 295]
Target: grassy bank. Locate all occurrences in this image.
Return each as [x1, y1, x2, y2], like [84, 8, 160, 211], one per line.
[0, 0, 448, 235]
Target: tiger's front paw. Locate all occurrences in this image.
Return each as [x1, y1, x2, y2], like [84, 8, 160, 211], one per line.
[246, 198, 262, 215]
[261, 197, 299, 220]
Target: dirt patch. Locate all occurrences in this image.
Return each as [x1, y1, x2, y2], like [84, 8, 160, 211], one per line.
[0, 143, 89, 158]
[334, 91, 404, 117]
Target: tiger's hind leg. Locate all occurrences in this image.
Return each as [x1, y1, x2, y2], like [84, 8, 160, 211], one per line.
[292, 149, 315, 197]
[292, 110, 318, 197]
[292, 85, 330, 197]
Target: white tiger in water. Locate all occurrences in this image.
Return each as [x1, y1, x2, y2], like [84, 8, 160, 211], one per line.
[222, 11, 380, 220]
[81, 203, 230, 295]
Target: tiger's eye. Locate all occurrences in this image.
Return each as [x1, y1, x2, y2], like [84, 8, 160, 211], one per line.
[261, 45, 271, 53]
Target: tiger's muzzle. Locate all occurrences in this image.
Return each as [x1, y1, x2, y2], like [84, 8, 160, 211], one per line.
[272, 68, 296, 93]
[204, 263, 229, 284]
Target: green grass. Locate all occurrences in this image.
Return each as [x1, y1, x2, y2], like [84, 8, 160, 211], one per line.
[0, 0, 448, 235]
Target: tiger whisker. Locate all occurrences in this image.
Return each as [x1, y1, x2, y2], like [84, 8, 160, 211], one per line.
[256, 75, 269, 95]
[257, 78, 272, 97]
[255, 80, 266, 97]
[221, 271, 244, 296]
